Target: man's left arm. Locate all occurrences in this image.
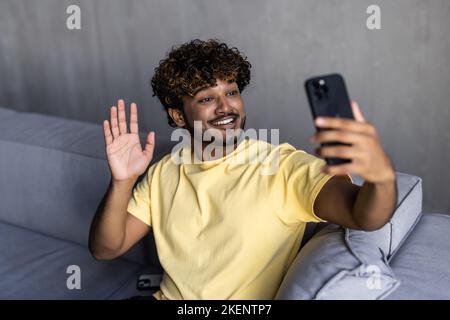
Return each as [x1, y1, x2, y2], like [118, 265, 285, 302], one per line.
[311, 101, 398, 231]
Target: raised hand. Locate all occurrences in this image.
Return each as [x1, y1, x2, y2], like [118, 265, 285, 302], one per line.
[102, 99, 155, 183]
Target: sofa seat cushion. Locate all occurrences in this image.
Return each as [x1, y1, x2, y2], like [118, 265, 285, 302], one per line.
[386, 213, 450, 299]
[0, 221, 152, 299]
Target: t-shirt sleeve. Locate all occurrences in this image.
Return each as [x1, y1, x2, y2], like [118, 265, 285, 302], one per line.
[126, 163, 157, 226]
[271, 146, 352, 224]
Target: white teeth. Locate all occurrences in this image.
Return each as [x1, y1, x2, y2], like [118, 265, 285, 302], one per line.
[213, 118, 234, 125]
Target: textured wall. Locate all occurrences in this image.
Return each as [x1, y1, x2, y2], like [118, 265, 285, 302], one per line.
[0, 0, 449, 212]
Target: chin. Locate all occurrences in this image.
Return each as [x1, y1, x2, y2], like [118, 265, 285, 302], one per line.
[205, 128, 242, 147]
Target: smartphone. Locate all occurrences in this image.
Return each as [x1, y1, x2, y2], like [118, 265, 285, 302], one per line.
[137, 274, 162, 290]
[304, 73, 354, 165]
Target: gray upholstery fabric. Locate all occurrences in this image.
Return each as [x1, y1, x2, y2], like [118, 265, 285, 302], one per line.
[0, 106, 172, 267]
[0, 106, 166, 298]
[348, 173, 423, 261]
[0, 106, 17, 120]
[275, 224, 399, 300]
[386, 213, 450, 300]
[0, 107, 174, 160]
[2, 106, 449, 299]
[276, 172, 424, 300]
[300, 173, 423, 257]
[0, 221, 153, 299]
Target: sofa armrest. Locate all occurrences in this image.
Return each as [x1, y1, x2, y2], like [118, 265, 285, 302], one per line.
[275, 172, 423, 299]
[348, 171, 423, 260]
[276, 223, 400, 300]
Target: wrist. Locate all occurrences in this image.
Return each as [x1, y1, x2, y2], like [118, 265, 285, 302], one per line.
[377, 167, 396, 185]
[110, 177, 137, 190]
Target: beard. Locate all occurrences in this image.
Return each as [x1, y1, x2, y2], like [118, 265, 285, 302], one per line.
[184, 115, 247, 148]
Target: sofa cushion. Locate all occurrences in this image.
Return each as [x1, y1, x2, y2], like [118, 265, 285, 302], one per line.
[0, 107, 174, 160]
[300, 172, 423, 259]
[0, 107, 173, 267]
[276, 172, 423, 300]
[0, 221, 156, 299]
[0, 106, 18, 120]
[386, 213, 450, 299]
[275, 223, 399, 300]
[348, 172, 423, 261]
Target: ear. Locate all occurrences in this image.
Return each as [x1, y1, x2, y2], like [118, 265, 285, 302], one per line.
[168, 107, 186, 127]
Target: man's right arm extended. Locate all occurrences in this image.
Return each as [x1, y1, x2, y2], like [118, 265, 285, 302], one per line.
[88, 99, 155, 260]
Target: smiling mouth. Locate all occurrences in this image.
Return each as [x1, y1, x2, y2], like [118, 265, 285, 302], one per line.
[209, 116, 238, 129]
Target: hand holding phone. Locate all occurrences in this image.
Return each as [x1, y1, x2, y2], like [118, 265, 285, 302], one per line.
[304, 73, 354, 165]
[304, 74, 396, 184]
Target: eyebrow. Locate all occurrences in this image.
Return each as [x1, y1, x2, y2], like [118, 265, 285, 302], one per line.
[193, 83, 238, 97]
[192, 88, 208, 97]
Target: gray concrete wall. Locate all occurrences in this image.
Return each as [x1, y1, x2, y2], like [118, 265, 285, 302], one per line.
[0, 0, 449, 213]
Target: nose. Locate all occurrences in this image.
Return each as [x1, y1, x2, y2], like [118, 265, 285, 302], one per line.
[215, 95, 233, 114]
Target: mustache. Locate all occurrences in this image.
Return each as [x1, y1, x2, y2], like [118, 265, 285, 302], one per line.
[209, 114, 239, 122]
[183, 115, 247, 136]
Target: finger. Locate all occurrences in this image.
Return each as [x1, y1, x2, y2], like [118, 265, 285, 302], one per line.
[316, 145, 362, 160]
[143, 131, 155, 160]
[315, 116, 368, 133]
[129, 103, 138, 134]
[315, 117, 376, 136]
[351, 101, 366, 122]
[110, 106, 120, 139]
[311, 130, 364, 145]
[117, 99, 128, 135]
[103, 120, 113, 145]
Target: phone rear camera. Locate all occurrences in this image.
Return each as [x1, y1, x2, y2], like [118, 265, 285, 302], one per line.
[313, 80, 329, 100]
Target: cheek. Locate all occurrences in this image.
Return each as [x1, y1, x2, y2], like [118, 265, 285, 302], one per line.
[196, 108, 214, 120]
[187, 110, 210, 126]
[237, 99, 245, 112]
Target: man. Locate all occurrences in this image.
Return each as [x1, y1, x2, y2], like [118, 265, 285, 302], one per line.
[88, 39, 397, 300]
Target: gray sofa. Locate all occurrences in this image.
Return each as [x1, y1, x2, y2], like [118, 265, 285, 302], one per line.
[1, 106, 449, 299]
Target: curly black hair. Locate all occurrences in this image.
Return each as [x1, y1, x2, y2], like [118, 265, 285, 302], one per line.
[151, 39, 252, 127]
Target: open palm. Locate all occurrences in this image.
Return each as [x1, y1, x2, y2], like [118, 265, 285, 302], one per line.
[103, 99, 155, 182]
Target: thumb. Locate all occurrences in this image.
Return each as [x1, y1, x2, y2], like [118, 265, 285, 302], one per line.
[351, 101, 366, 122]
[143, 131, 155, 160]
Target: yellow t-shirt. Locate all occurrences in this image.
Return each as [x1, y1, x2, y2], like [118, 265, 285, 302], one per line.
[127, 137, 341, 300]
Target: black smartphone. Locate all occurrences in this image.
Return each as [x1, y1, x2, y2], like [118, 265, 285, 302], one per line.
[304, 73, 354, 165]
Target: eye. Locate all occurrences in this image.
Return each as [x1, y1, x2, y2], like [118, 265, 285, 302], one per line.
[227, 90, 239, 96]
[199, 97, 213, 104]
